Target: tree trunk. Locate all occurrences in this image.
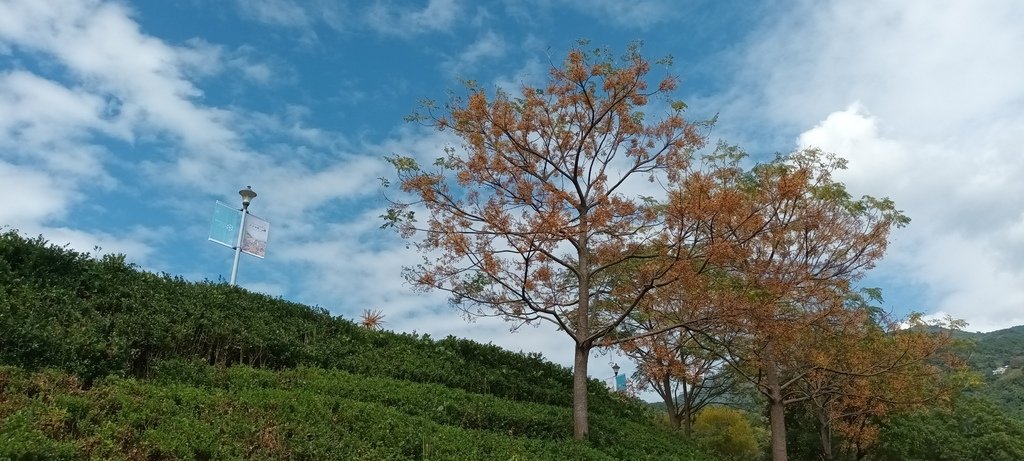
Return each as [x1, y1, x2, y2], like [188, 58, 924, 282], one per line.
[817, 407, 834, 461]
[573, 229, 592, 440]
[682, 406, 692, 436]
[666, 403, 681, 430]
[655, 374, 682, 430]
[765, 358, 789, 461]
[819, 421, 834, 461]
[768, 398, 788, 461]
[665, 397, 681, 429]
[572, 343, 591, 440]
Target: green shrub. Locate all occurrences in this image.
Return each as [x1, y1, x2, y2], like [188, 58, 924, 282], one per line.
[875, 396, 1024, 461]
[0, 366, 716, 460]
[691, 406, 761, 461]
[0, 409, 78, 460]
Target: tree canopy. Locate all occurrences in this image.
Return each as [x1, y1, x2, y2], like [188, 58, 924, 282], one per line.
[383, 42, 708, 439]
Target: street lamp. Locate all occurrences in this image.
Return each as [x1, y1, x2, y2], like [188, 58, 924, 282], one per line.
[612, 362, 620, 377]
[240, 186, 257, 209]
[229, 186, 257, 285]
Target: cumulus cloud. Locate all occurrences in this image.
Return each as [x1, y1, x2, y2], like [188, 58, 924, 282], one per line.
[720, 0, 1024, 331]
[797, 104, 1024, 332]
[0, 162, 70, 224]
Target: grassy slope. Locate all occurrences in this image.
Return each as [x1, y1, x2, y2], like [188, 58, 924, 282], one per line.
[0, 230, 715, 460]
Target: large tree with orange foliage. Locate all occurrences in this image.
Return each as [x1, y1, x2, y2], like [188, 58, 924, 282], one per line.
[381, 43, 707, 439]
[676, 149, 911, 461]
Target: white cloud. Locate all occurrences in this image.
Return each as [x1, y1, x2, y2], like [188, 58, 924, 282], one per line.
[234, 60, 274, 84]
[230, 0, 461, 39]
[0, 0, 323, 233]
[178, 40, 280, 86]
[750, 0, 1024, 331]
[796, 103, 912, 201]
[0, 69, 152, 259]
[0, 162, 69, 223]
[566, 0, 677, 28]
[234, 0, 311, 28]
[501, 0, 675, 29]
[257, 156, 387, 220]
[718, 0, 1024, 138]
[442, 30, 506, 77]
[796, 104, 1024, 331]
[0, 2, 164, 261]
[366, 0, 461, 36]
[0, 1, 252, 178]
[0, 71, 121, 178]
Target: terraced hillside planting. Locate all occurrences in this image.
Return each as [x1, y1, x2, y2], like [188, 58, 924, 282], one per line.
[0, 230, 716, 460]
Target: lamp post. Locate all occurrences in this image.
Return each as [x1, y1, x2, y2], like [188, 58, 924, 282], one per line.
[612, 363, 620, 378]
[229, 186, 257, 286]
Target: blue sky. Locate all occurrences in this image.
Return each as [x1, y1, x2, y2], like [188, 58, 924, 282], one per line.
[2, 0, 1023, 378]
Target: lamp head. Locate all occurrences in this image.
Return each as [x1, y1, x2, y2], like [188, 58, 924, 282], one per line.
[239, 186, 257, 209]
[612, 363, 620, 375]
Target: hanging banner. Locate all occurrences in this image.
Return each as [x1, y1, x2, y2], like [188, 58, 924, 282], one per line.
[208, 201, 241, 249]
[615, 374, 627, 391]
[240, 213, 269, 258]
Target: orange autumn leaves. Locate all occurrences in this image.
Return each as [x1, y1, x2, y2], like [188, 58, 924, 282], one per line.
[385, 43, 700, 333]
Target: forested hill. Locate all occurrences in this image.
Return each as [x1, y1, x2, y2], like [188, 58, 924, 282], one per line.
[957, 325, 1024, 417]
[958, 325, 1024, 371]
[0, 230, 716, 460]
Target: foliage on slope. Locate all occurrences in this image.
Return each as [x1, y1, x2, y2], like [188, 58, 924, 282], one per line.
[873, 396, 1024, 461]
[956, 325, 1024, 372]
[0, 364, 712, 460]
[0, 230, 715, 460]
[945, 326, 1024, 417]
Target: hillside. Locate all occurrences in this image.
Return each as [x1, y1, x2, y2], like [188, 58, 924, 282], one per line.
[0, 230, 716, 460]
[959, 325, 1024, 372]
[955, 326, 1024, 417]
